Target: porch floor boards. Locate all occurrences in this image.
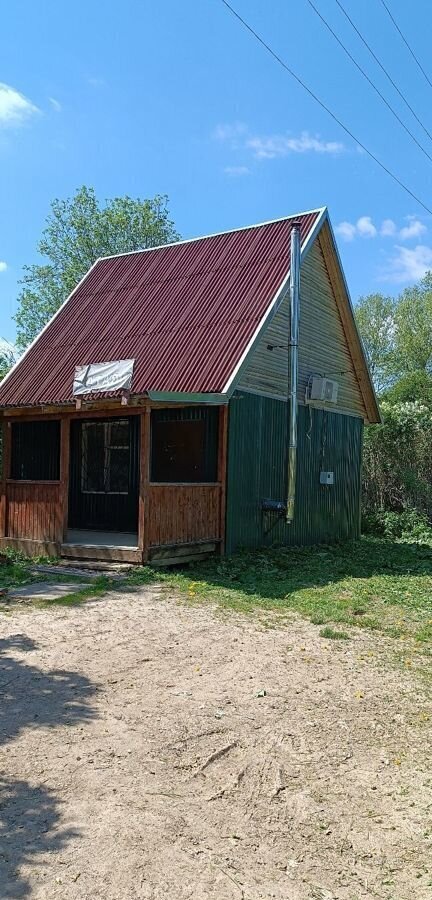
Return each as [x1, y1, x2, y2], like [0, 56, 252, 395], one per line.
[65, 529, 139, 549]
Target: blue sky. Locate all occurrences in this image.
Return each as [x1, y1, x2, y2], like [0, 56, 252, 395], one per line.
[1, 0, 432, 344]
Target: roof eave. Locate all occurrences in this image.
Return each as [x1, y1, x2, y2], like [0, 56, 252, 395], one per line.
[322, 217, 381, 424]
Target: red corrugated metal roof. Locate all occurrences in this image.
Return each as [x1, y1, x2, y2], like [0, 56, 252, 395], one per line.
[0, 210, 322, 407]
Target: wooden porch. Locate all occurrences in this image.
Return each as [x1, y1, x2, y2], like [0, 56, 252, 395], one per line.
[0, 403, 228, 565]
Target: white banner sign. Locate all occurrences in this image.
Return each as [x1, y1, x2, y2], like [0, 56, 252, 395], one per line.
[73, 359, 135, 395]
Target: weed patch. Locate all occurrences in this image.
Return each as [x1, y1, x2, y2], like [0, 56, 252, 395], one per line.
[319, 626, 350, 640]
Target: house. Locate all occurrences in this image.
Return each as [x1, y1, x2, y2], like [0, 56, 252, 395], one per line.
[0, 207, 379, 565]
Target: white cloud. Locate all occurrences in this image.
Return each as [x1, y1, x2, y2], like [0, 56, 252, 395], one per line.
[381, 218, 397, 237]
[0, 261, 7, 272]
[335, 215, 378, 241]
[356, 215, 377, 238]
[383, 244, 432, 282]
[0, 83, 39, 127]
[224, 165, 250, 177]
[213, 123, 343, 161]
[246, 130, 344, 159]
[88, 76, 105, 88]
[399, 218, 427, 240]
[335, 214, 429, 243]
[49, 97, 62, 113]
[213, 122, 248, 142]
[334, 221, 357, 242]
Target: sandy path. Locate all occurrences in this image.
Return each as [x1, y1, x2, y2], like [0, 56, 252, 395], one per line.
[0, 586, 431, 899]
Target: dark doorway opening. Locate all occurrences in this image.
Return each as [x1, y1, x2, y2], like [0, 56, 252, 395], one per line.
[68, 416, 140, 535]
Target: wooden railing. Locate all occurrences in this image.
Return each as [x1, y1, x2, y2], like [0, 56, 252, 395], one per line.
[5, 481, 62, 542]
[147, 484, 221, 547]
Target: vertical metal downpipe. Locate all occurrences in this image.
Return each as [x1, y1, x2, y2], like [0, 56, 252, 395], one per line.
[286, 221, 301, 523]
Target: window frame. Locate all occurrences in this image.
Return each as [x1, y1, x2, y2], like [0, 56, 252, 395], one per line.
[81, 419, 130, 495]
[10, 419, 61, 482]
[150, 407, 219, 485]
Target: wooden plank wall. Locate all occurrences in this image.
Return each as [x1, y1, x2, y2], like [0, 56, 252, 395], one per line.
[147, 484, 221, 547]
[0, 419, 11, 537]
[237, 235, 369, 420]
[6, 482, 62, 542]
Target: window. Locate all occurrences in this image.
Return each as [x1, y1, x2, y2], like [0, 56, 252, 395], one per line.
[82, 419, 130, 494]
[11, 420, 60, 481]
[151, 407, 218, 483]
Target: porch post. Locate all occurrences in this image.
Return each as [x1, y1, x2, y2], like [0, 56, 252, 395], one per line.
[60, 416, 70, 543]
[218, 404, 229, 556]
[139, 406, 151, 562]
[0, 418, 11, 538]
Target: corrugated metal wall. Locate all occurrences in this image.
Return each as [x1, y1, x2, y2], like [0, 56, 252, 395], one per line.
[226, 391, 363, 552]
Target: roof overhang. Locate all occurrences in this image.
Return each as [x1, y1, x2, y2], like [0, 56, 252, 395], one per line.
[147, 391, 228, 404]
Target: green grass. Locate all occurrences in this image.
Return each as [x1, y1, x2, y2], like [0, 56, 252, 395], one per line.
[2, 538, 432, 648]
[0, 550, 45, 591]
[36, 575, 119, 608]
[0, 548, 118, 609]
[319, 626, 351, 640]
[150, 537, 432, 645]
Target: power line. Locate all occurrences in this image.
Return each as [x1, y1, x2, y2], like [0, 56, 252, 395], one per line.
[307, 0, 432, 164]
[379, 0, 432, 92]
[334, 0, 432, 145]
[219, 0, 432, 216]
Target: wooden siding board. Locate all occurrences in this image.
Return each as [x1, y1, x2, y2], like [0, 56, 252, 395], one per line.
[60, 418, 71, 542]
[147, 484, 221, 547]
[138, 407, 150, 557]
[0, 537, 60, 557]
[217, 405, 228, 554]
[0, 421, 11, 536]
[237, 237, 368, 420]
[6, 482, 62, 542]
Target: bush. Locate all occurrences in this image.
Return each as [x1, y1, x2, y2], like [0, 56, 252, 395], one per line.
[362, 508, 432, 542]
[362, 401, 432, 520]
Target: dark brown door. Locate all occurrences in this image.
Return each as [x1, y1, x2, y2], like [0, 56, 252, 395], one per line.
[68, 416, 139, 532]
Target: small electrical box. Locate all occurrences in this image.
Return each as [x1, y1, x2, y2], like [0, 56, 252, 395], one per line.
[320, 471, 334, 486]
[309, 376, 339, 404]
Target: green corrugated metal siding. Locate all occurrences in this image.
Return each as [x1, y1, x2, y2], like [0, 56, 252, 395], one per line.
[225, 391, 363, 553]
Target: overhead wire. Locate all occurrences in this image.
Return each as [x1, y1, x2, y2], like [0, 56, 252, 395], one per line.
[219, 0, 432, 216]
[332, 0, 432, 146]
[378, 0, 432, 92]
[307, 0, 432, 164]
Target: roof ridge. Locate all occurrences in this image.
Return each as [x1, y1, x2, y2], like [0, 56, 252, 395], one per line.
[96, 206, 327, 263]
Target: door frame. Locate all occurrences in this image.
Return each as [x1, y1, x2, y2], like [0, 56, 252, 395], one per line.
[67, 413, 140, 534]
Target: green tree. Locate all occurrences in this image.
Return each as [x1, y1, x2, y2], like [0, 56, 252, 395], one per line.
[355, 293, 395, 393]
[15, 186, 179, 349]
[0, 344, 16, 381]
[392, 273, 432, 376]
[383, 370, 432, 406]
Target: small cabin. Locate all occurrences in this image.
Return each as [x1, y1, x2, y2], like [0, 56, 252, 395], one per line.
[0, 208, 379, 565]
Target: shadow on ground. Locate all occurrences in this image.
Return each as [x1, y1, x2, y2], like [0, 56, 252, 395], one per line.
[0, 633, 97, 897]
[0, 778, 79, 899]
[179, 537, 432, 602]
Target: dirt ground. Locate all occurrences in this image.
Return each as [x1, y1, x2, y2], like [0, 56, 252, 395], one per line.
[0, 586, 431, 900]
